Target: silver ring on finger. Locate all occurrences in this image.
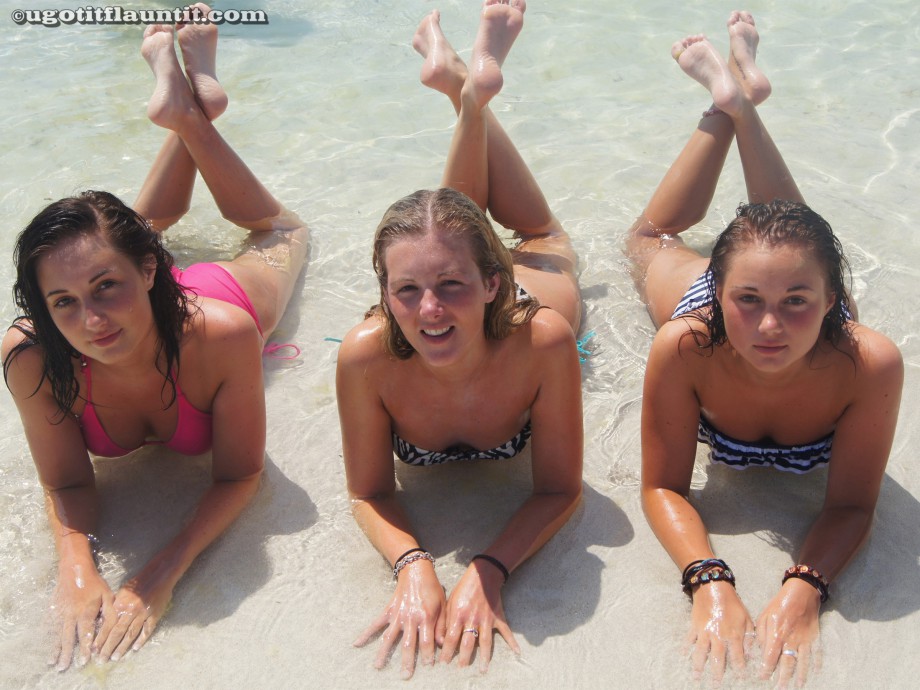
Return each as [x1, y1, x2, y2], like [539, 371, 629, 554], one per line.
[782, 648, 798, 658]
[463, 628, 479, 638]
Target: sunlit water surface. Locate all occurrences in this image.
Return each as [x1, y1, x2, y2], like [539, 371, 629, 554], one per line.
[1, 1, 918, 688]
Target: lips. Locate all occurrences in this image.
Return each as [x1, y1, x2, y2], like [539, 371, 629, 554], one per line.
[422, 326, 452, 337]
[91, 330, 121, 347]
[753, 343, 786, 354]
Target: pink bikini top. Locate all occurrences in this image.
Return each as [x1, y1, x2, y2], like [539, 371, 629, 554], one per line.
[78, 357, 212, 457]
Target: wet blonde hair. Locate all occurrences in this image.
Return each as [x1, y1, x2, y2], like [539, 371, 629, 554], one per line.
[367, 188, 540, 359]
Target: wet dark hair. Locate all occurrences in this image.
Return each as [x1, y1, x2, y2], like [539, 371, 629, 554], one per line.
[366, 188, 540, 359]
[696, 199, 852, 349]
[4, 190, 192, 418]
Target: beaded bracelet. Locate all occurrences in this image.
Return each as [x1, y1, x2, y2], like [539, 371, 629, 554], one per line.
[472, 554, 510, 583]
[681, 558, 735, 596]
[782, 564, 829, 603]
[685, 566, 736, 594]
[393, 549, 435, 579]
[681, 558, 728, 587]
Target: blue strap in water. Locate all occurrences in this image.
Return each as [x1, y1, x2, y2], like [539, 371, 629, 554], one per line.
[576, 330, 597, 364]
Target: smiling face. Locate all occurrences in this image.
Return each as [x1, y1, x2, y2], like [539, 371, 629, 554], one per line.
[36, 231, 157, 365]
[716, 242, 835, 372]
[383, 230, 499, 368]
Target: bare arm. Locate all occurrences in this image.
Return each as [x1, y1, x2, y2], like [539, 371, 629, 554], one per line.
[2, 327, 111, 670]
[336, 320, 446, 678]
[756, 328, 903, 683]
[92, 313, 266, 661]
[639, 322, 754, 682]
[640, 323, 714, 568]
[440, 311, 584, 670]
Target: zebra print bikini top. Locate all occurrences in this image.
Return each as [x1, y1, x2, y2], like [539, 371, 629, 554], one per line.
[392, 422, 532, 466]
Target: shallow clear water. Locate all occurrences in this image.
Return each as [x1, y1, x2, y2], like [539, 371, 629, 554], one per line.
[1, 0, 918, 688]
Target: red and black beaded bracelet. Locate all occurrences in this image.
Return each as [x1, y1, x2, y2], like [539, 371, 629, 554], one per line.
[782, 564, 829, 603]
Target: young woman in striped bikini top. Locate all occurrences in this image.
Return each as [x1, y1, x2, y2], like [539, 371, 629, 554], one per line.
[624, 12, 903, 686]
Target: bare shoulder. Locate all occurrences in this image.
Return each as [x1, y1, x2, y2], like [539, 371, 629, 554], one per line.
[2, 322, 47, 399]
[187, 297, 262, 355]
[526, 308, 578, 352]
[650, 315, 711, 363]
[337, 314, 389, 370]
[2, 322, 31, 361]
[849, 323, 904, 382]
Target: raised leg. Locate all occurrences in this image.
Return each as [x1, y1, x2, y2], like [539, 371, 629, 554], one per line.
[628, 14, 780, 328]
[134, 6, 229, 230]
[416, 3, 559, 237]
[415, 2, 580, 330]
[721, 13, 799, 205]
[134, 26, 198, 230]
[141, 17, 306, 336]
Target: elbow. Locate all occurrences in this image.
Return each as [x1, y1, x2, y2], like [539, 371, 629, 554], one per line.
[347, 486, 396, 506]
[534, 482, 583, 518]
[640, 485, 684, 521]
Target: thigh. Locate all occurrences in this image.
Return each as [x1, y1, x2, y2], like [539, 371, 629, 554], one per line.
[626, 215, 710, 328]
[218, 224, 309, 338]
[511, 232, 581, 332]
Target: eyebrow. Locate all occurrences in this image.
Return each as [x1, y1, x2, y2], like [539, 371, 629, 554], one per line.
[389, 268, 468, 283]
[729, 284, 817, 292]
[44, 268, 112, 297]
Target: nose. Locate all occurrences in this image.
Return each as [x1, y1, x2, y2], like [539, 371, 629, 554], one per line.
[419, 288, 442, 318]
[83, 305, 106, 331]
[758, 309, 782, 334]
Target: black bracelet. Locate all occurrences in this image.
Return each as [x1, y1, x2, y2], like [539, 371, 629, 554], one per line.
[392, 547, 426, 569]
[472, 554, 510, 583]
[783, 565, 829, 603]
[681, 558, 734, 596]
[681, 559, 706, 583]
[681, 558, 728, 588]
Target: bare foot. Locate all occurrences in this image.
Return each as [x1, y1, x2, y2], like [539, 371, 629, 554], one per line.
[177, 3, 227, 120]
[141, 24, 203, 130]
[727, 11, 771, 105]
[671, 35, 743, 117]
[413, 10, 468, 100]
[463, 0, 526, 109]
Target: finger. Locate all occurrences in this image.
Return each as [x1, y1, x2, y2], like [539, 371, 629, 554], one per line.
[93, 599, 117, 654]
[418, 619, 436, 668]
[812, 641, 823, 673]
[398, 623, 419, 680]
[708, 640, 727, 686]
[757, 626, 781, 680]
[690, 637, 710, 681]
[373, 624, 400, 670]
[54, 616, 76, 671]
[439, 623, 461, 665]
[132, 617, 157, 653]
[435, 608, 447, 648]
[726, 635, 747, 677]
[494, 618, 521, 656]
[794, 645, 811, 688]
[111, 615, 146, 661]
[775, 649, 796, 690]
[742, 624, 757, 660]
[353, 611, 389, 648]
[98, 613, 131, 661]
[478, 626, 494, 674]
[456, 626, 478, 668]
[74, 606, 99, 668]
